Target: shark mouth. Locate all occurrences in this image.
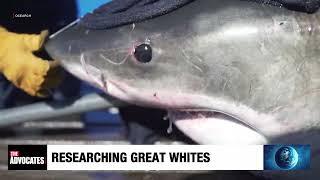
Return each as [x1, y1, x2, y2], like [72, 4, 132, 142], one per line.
[168, 110, 268, 145]
[104, 79, 270, 145]
[67, 60, 275, 145]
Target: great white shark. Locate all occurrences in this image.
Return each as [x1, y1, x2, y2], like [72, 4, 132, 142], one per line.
[45, 0, 320, 179]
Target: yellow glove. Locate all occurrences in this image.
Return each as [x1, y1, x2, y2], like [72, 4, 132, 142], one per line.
[0, 27, 61, 97]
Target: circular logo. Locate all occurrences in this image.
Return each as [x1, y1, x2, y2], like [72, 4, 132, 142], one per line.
[275, 146, 299, 169]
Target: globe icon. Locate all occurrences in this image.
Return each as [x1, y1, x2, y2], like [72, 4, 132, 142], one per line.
[275, 146, 299, 169]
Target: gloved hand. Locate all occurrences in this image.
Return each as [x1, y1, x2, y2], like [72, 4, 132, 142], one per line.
[0, 27, 61, 97]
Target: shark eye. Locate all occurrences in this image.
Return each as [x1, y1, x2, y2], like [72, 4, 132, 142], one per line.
[134, 43, 152, 63]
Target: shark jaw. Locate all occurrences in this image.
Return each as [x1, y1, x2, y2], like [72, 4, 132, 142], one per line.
[111, 81, 269, 144]
[99, 78, 270, 145]
[65, 61, 285, 145]
[168, 110, 268, 145]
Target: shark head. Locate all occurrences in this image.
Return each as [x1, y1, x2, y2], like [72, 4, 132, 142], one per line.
[46, 1, 320, 178]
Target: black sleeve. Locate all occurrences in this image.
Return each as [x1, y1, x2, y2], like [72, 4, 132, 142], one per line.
[281, 0, 320, 13]
[247, 0, 320, 13]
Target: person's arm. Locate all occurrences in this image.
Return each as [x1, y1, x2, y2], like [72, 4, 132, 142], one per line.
[280, 0, 320, 13]
[0, 26, 61, 97]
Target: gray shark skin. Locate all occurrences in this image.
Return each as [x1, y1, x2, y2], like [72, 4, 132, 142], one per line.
[45, 0, 320, 179]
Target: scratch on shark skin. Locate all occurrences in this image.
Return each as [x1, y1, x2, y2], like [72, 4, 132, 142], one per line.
[100, 53, 129, 65]
[80, 53, 89, 75]
[132, 23, 135, 31]
[181, 49, 204, 73]
[249, 80, 253, 96]
[270, 88, 320, 113]
[296, 59, 307, 72]
[222, 77, 230, 92]
[128, 23, 136, 42]
[80, 53, 105, 89]
[195, 55, 204, 62]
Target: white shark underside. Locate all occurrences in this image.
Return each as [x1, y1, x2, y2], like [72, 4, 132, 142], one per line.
[46, 0, 320, 179]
